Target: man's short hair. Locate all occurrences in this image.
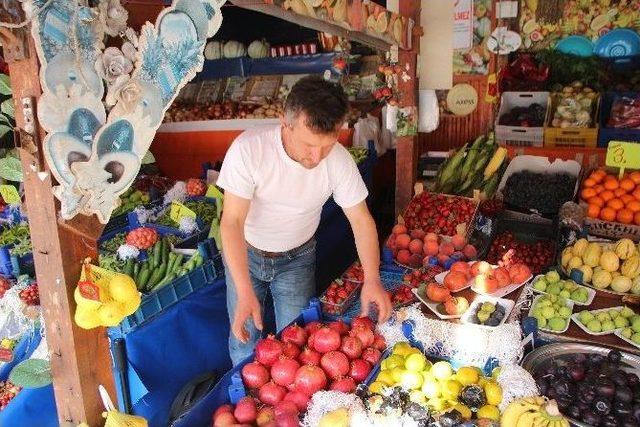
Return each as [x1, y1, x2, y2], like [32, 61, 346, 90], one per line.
[284, 75, 348, 134]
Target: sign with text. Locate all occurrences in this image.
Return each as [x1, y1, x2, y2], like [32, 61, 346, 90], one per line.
[453, 0, 474, 50]
[170, 201, 197, 223]
[606, 141, 640, 173]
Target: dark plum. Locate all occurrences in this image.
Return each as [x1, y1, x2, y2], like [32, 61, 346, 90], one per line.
[607, 350, 622, 365]
[581, 410, 601, 425]
[569, 364, 586, 382]
[594, 398, 612, 416]
[589, 354, 606, 366]
[577, 401, 592, 413]
[600, 414, 618, 427]
[556, 396, 572, 410]
[617, 386, 634, 404]
[535, 377, 549, 395]
[597, 379, 616, 399]
[554, 379, 574, 397]
[614, 400, 632, 417]
[628, 373, 640, 388]
[620, 415, 639, 427]
[556, 365, 570, 380]
[633, 403, 640, 421]
[579, 390, 597, 404]
[567, 405, 581, 419]
[574, 353, 587, 364]
[612, 370, 629, 387]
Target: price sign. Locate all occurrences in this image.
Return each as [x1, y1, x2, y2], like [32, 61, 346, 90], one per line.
[0, 185, 20, 205]
[606, 141, 640, 177]
[170, 201, 197, 223]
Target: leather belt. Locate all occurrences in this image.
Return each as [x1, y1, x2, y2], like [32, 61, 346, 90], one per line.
[247, 239, 313, 258]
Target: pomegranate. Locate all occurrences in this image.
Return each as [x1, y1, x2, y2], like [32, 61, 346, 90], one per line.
[340, 336, 363, 359]
[255, 336, 284, 367]
[350, 326, 374, 348]
[213, 404, 233, 420]
[330, 377, 356, 393]
[304, 321, 322, 335]
[270, 358, 300, 387]
[373, 334, 387, 351]
[258, 381, 287, 406]
[312, 327, 341, 353]
[320, 351, 350, 380]
[233, 397, 257, 423]
[281, 324, 307, 347]
[282, 342, 301, 359]
[241, 361, 270, 389]
[293, 365, 327, 396]
[362, 347, 382, 365]
[284, 391, 310, 412]
[351, 316, 375, 331]
[274, 400, 299, 417]
[349, 359, 371, 382]
[256, 406, 276, 426]
[328, 320, 349, 336]
[275, 412, 300, 427]
[299, 347, 321, 366]
[213, 411, 237, 426]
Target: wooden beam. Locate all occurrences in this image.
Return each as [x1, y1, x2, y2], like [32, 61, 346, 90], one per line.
[394, 0, 420, 216]
[7, 28, 115, 427]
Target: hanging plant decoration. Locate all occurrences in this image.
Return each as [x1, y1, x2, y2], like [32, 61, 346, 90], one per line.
[27, 0, 224, 223]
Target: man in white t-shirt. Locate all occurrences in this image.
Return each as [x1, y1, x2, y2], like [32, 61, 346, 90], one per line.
[217, 76, 391, 365]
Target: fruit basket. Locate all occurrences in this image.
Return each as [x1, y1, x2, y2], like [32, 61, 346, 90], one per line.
[319, 279, 361, 316]
[496, 91, 549, 147]
[544, 92, 600, 148]
[412, 287, 466, 320]
[530, 274, 596, 306]
[528, 294, 574, 334]
[460, 296, 515, 328]
[570, 306, 628, 336]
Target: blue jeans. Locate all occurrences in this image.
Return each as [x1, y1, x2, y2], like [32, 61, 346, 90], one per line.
[225, 239, 316, 365]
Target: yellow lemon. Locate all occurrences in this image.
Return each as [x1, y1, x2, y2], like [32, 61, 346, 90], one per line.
[369, 381, 385, 394]
[431, 361, 453, 380]
[392, 342, 413, 357]
[108, 274, 138, 303]
[74, 304, 102, 329]
[426, 398, 447, 412]
[97, 301, 125, 327]
[456, 366, 480, 386]
[376, 370, 395, 386]
[400, 370, 423, 390]
[441, 379, 463, 400]
[477, 404, 500, 421]
[422, 375, 441, 399]
[484, 381, 503, 406]
[391, 367, 405, 383]
[405, 353, 428, 372]
[382, 354, 405, 370]
[452, 404, 472, 419]
[409, 390, 427, 404]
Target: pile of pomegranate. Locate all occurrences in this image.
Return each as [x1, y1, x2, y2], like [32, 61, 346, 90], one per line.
[212, 318, 385, 426]
[18, 283, 38, 306]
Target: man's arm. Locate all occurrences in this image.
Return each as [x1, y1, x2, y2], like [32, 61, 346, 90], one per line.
[221, 192, 263, 342]
[343, 201, 392, 323]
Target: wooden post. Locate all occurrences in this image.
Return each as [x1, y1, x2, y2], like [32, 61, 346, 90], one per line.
[6, 26, 115, 427]
[395, 0, 421, 216]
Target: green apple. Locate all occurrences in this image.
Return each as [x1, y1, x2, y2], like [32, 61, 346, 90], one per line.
[548, 317, 566, 332]
[564, 281, 578, 291]
[622, 328, 633, 339]
[596, 312, 611, 323]
[615, 316, 629, 328]
[477, 311, 490, 323]
[545, 270, 561, 284]
[533, 279, 547, 292]
[620, 306, 635, 318]
[632, 317, 640, 333]
[609, 309, 620, 320]
[558, 306, 572, 319]
[535, 315, 547, 329]
[571, 289, 587, 303]
[541, 306, 556, 319]
[559, 290, 571, 299]
[633, 332, 640, 345]
[547, 294, 558, 303]
[579, 310, 594, 324]
[481, 302, 496, 314]
[587, 319, 602, 332]
[602, 320, 616, 331]
[547, 284, 562, 295]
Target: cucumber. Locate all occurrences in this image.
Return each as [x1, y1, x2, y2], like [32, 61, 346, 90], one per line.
[152, 242, 161, 267]
[172, 254, 184, 273]
[133, 262, 140, 278]
[124, 258, 134, 277]
[138, 268, 151, 290]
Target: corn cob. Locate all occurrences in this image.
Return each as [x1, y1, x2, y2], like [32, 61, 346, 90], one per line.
[437, 143, 468, 192]
[483, 146, 507, 179]
[457, 144, 495, 194]
[459, 135, 486, 183]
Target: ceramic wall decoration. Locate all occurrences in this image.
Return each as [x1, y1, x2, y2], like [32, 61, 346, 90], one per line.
[27, 0, 224, 223]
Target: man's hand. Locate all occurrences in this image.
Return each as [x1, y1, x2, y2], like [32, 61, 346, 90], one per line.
[360, 278, 392, 324]
[232, 291, 263, 343]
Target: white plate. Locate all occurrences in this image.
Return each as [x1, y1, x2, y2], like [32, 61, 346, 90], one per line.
[530, 274, 596, 306]
[471, 274, 532, 298]
[528, 295, 574, 334]
[412, 288, 463, 320]
[570, 306, 625, 336]
[435, 261, 475, 293]
[614, 328, 640, 349]
[460, 296, 515, 328]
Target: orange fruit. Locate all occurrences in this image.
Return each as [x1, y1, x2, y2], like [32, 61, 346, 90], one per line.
[604, 179, 620, 190]
[633, 187, 640, 200]
[593, 184, 605, 194]
[620, 178, 636, 192]
[630, 171, 640, 185]
[601, 207, 617, 222]
[587, 204, 601, 218]
[621, 194, 635, 204]
[581, 188, 597, 200]
[583, 178, 597, 188]
[617, 209, 634, 224]
[627, 200, 640, 213]
[635, 211, 640, 226]
[601, 190, 615, 202]
[615, 188, 627, 197]
[589, 196, 605, 207]
[591, 170, 606, 183]
[607, 198, 625, 210]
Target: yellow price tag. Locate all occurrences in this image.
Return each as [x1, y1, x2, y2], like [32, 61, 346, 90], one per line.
[170, 201, 197, 223]
[206, 185, 224, 218]
[0, 185, 20, 205]
[606, 141, 640, 177]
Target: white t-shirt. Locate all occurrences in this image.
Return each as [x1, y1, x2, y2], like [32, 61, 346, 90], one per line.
[217, 125, 368, 252]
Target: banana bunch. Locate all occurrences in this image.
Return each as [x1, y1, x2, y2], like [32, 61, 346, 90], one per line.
[434, 132, 508, 199]
[501, 396, 570, 427]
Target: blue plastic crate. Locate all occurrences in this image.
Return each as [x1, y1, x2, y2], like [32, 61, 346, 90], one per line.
[119, 250, 224, 334]
[103, 199, 163, 237]
[0, 246, 33, 278]
[598, 91, 640, 148]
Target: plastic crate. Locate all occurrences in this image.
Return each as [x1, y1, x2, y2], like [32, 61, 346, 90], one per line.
[120, 251, 224, 333]
[585, 217, 640, 241]
[495, 92, 549, 147]
[0, 246, 33, 278]
[544, 93, 600, 147]
[103, 199, 163, 237]
[597, 91, 640, 148]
